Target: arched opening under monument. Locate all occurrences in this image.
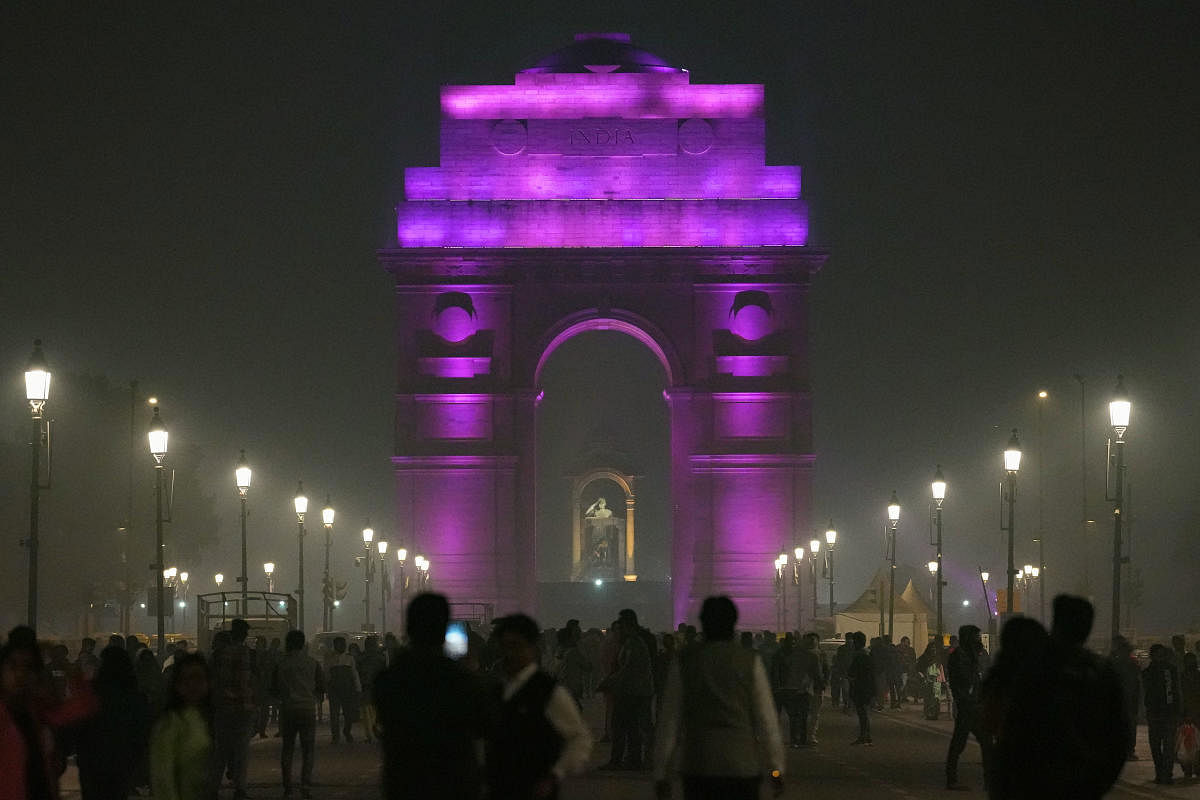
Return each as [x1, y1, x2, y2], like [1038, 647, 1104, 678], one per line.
[535, 329, 670, 629]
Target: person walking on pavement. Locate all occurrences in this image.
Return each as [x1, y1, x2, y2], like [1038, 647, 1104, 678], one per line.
[599, 614, 654, 770]
[488, 613, 593, 800]
[273, 630, 324, 798]
[150, 653, 213, 800]
[209, 618, 257, 800]
[374, 593, 493, 800]
[653, 596, 784, 800]
[357, 636, 386, 744]
[831, 634, 853, 713]
[1143, 643, 1181, 785]
[803, 633, 828, 745]
[325, 636, 361, 743]
[944, 625, 993, 791]
[847, 631, 874, 745]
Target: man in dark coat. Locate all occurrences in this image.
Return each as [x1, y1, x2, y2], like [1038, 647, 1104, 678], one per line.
[373, 593, 492, 800]
[847, 632, 874, 745]
[1143, 643, 1181, 785]
[944, 625, 993, 790]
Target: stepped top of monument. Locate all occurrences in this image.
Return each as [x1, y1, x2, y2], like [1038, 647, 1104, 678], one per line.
[521, 33, 683, 76]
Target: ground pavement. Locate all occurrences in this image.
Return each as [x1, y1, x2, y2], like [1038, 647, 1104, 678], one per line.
[60, 694, 1198, 799]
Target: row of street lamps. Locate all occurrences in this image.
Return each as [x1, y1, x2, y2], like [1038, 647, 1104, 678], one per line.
[20, 341, 434, 651]
[766, 377, 1131, 644]
[774, 523, 839, 631]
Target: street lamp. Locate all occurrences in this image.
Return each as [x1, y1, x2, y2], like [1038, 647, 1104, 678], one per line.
[377, 539, 389, 637]
[886, 491, 900, 638]
[24, 340, 51, 630]
[293, 482, 308, 632]
[1036, 390, 1049, 620]
[931, 465, 947, 641]
[149, 406, 169, 657]
[1003, 430, 1022, 615]
[362, 526, 375, 630]
[178, 571, 189, 633]
[414, 555, 431, 591]
[1107, 376, 1130, 640]
[215, 573, 224, 589]
[792, 547, 805, 624]
[808, 538, 821, 621]
[396, 547, 408, 633]
[235, 451, 251, 612]
[825, 522, 838, 616]
[321, 496, 334, 632]
[776, 552, 789, 632]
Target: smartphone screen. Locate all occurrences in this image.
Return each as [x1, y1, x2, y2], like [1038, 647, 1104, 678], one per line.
[444, 621, 469, 659]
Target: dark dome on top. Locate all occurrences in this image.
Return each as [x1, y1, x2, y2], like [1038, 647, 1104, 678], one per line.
[522, 33, 682, 74]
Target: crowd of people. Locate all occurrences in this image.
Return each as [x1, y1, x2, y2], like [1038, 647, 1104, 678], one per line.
[3, 592, 1200, 799]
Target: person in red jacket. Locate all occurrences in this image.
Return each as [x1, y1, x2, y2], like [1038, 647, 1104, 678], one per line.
[1, 626, 98, 800]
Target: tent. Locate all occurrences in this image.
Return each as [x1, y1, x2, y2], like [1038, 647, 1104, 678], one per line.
[834, 565, 932, 646]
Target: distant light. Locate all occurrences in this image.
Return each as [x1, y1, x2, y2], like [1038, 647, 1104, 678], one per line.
[594, 579, 603, 587]
[333, 600, 341, 607]
[147, 396, 158, 405]
[981, 571, 990, 582]
[962, 599, 970, 607]
[1004, 430, 1022, 473]
[178, 601, 186, 608]
[140, 602, 146, 609]
[1037, 390, 1048, 399]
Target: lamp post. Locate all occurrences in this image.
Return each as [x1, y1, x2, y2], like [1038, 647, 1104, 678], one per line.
[264, 562, 275, 593]
[808, 538, 821, 621]
[322, 497, 334, 632]
[793, 547, 806, 624]
[362, 526, 374, 630]
[148, 406, 168, 657]
[163, 567, 177, 636]
[1107, 376, 1130, 640]
[178, 571, 189, 634]
[396, 548, 408, 634]
[1003, 430, 1022, 615]
[235, 452, 251, 613]
[1036, 390, 1048, 620]
[886, 491, 900, 639]
[931, 465, 947, 641]
[414, 555, 431, 591]
[377, 540, 389, 637]
[293, 482, 308, 632]
[928, 560, 939, 607]
[825, 523, 838, 617]
[776, 553, 789, 632]
[24, 340, 51, 630]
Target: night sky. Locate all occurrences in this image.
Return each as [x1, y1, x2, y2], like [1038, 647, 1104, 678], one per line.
[3, 3, 1197, 636]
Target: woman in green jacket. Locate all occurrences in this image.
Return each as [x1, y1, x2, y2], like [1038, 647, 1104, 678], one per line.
[150, 652, 213, 800]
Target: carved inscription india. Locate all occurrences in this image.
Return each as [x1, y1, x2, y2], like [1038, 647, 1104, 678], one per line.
[570, 127, 635, 147]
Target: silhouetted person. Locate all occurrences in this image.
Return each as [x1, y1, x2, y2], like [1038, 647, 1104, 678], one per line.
[1180, 652, 1200, 777]
[76, 645, 150, 800]
[358, 635, 386, 743]
[75, 638, 99, 682]
[994, 595, 1128, 799]
[847, 631, 874, 744]
[374, 593, 491, 800]
[150, 652, 213, 800]
[653, 596, 784, 800]
[325, 636, 361, 742]
[487, 613, 592, 800]
[945, 625, 993, 790]
[210, 618, 256, 800]
[981, 616, 1049, 792]
[831, 635, 853, 712]
[600, 615, 654, 770]
[1143, 643, 1181, 784]
[273, 630, 323, 798]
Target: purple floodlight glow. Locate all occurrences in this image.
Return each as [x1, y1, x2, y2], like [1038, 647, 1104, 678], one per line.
[441, 84, 763, 119]
[397, 199, 808, 248]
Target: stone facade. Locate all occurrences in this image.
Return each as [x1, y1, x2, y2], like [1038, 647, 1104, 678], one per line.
[381, 34, 826, 627]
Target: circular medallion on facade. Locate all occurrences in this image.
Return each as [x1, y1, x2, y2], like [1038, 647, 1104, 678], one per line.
[490, 119, 527, 155]
[678, 118, 714, 155]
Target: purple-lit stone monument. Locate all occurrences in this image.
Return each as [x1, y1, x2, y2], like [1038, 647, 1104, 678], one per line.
[382, 34, 826, 627]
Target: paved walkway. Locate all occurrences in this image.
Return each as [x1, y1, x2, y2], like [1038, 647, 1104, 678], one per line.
[58, 694, 1199, 799]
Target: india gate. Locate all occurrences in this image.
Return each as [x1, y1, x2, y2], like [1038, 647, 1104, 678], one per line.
[380, 33, 826, 629]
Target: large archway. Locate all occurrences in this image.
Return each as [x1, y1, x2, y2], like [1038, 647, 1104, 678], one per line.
[535, 326, 671, 627]
[381, 33, 827, 629]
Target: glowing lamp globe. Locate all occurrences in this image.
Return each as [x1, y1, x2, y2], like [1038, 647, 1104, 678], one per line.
[932, 465, 946, 505]
[1004, 430, 1022, 473]
[825, 523, 837, 546]
[293, 482, 308, 518]
[794, 546, 804, 561]
[378, 540, 388, 556]
[148, 407, 168, 462]
[362, 527, 374, 544]
[322, 498, 335, 527]
[809, 538, 820, 555]
[235, 451, 252, 496]
[1109, 376, 1130, 433]
[887, 492, 901, 523]
[928, 561, 939, 574]
[396, 548, 408, 562]
[25, 340, 50, 409]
